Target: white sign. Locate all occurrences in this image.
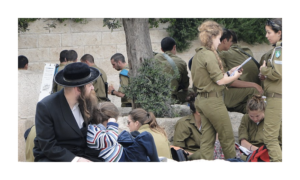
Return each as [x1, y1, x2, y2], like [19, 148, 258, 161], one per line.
[38, 63, 56, 101]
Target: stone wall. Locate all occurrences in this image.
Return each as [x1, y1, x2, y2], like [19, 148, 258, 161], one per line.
[18, 18, 268, 161]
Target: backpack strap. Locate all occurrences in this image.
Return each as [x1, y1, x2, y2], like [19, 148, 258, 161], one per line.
[120, 69, 129, 77]
[98, 69, 110, 102]
[236, 47, 260, 69]
[163, 53, 179, 73]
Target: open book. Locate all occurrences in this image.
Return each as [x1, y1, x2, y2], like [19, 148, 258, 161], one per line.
[235, 142, 252, 156]
[230, 57, 252, 76]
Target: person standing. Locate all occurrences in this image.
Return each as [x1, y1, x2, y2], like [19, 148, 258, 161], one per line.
[80, 54, 109, 103]
[191, 20, 242, 160]
[52, 50, 78, 94]
[108, 53, 131, 107]
[259, 18, 282, 162]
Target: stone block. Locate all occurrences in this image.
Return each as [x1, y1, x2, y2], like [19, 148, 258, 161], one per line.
[73, 33, 102, 46]
[22, 19, 50, 34]
[18, 34, 38, 49]
[39, 34, 61, 48]
[118, 107, 133, 116]
[71, 18, 108, 33]
[102, 31, 126, 45]
[18, 118, 35, 162]
[228, 112, 244, 142]
[61, 33, 72, 47]
[84, 45, 117, 59]
[18, 70, 43, 118]
[49, 20, 71, 34]
[116, 45, 128, 58]
[152, 43, 161, 53]
[18, 48, 49, 62]
[149, 30, 169, 43]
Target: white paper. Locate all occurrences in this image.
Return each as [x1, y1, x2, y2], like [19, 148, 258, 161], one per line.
[38, 63, 56, 101]
[230, 57, 252, 76]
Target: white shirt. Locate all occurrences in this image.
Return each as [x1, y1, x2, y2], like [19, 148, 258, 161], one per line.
[71, 103, 84, 162]
[71, 103, 84, 129]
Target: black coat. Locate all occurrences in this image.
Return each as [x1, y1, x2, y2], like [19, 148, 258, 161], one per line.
[33, 89, 103, 162]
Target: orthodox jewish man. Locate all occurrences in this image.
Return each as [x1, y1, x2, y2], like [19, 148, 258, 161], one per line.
[33, 62, 104, 162]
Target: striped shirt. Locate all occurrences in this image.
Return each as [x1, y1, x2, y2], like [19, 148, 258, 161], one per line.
[87, 122, 123, 162]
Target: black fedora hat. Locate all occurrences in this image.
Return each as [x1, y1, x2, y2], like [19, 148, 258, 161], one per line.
[54, 62, 100, 87]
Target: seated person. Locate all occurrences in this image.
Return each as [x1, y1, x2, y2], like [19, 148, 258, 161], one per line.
[127, 108, 172, 159]
[87, 102, 159, 162]
[173, 93, 224, 160]
[238, 95, 282, 161]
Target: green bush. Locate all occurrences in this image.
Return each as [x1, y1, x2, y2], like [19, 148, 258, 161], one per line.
[150, 18, 271, 52]
[123, 58, 178, 117]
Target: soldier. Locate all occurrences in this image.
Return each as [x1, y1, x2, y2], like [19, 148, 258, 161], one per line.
[218, 29, 263, 114]
[191, 20, 241, 160]
[154, 37, 190, 104]
[259, 18, 282, 162]
[108, 53, 131, 107]
[52, 50, 78, 93]
[18, 55, 29, 70]
[81, 54, 109, 103]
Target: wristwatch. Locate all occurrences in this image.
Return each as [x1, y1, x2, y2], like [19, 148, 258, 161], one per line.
[111, 90, 115, 95]
[226, 71, 230, 76]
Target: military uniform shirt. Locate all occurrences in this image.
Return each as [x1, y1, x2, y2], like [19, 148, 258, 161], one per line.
[118, 65, 131, 105]
[219, 44, 260, 85]
[238, 114, 282, 148]
[191, 46, 225, 93]
[154, 51, 189, 95]
[260, 41, 282, 95]
[91, 64, 108, 102]
[173, 114, 201, 153]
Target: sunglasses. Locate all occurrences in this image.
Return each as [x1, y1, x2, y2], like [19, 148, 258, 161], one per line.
[267, 19, 281, 30]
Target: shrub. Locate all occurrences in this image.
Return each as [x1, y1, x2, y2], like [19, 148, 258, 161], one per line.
[123, 58, 179, 117]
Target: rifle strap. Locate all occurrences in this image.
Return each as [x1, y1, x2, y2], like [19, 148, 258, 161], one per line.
[163, 53, 179, 73]
[237, 47, 260, 69]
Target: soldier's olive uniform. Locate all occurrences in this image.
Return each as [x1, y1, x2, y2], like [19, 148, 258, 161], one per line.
[118, 65, 131, 107]
[260, 41, 282, 162]
[219, 44, 260, 84]
[219, 45, 260, 114]
[173, 114, 202, 160]
[238, 114, 282, 161]
[154, 51, 190, 103]
[92, 65, 108, 103]
[52, 62, 73, 93]
[191, 46, 236, 160]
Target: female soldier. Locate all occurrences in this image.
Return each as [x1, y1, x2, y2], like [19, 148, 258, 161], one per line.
[127, 108, 172, 159]
[259, 18, 282, 162]
[238, 95, 282, 161]
[191, 20, 242, 160]
[173, 92, 224, 160]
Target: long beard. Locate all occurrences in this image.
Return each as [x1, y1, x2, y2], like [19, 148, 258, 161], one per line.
[78, 89, 99, 124]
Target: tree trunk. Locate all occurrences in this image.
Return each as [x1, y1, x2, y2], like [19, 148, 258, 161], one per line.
[122, 18, 153, 109]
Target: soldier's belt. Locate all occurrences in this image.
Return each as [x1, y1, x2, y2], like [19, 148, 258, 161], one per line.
[266, 92, 282, 98]
[198, 91, 222, 98]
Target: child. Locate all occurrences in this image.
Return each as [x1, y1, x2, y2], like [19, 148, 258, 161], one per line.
[86, 102, 160, 162]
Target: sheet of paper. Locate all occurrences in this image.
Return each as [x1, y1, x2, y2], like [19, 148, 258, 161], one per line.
[230, 57, 252, 76]
[38, 63, 56, 101]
